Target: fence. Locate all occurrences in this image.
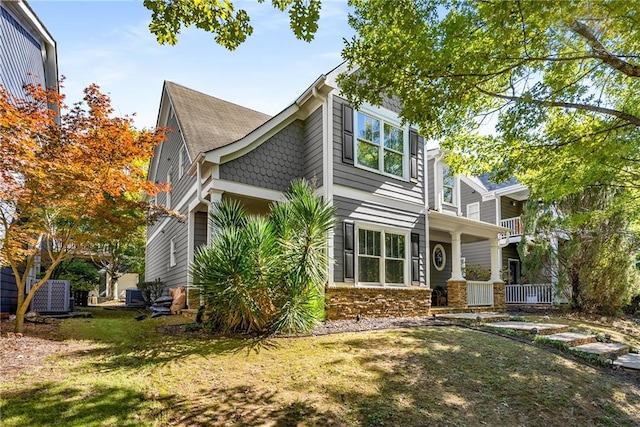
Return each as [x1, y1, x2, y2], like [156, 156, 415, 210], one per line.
[505, 284, 553, 304]
[467, 281, 494, 306]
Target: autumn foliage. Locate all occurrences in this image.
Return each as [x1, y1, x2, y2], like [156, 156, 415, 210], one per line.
[0, 82, 168, 332]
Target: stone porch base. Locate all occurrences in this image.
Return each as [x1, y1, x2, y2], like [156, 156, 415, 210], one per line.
[326, 286, 431, 320]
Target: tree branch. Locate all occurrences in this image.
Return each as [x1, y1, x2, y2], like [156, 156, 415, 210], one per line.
[571, 21, 640, 77]
[475, 86, 640, 127]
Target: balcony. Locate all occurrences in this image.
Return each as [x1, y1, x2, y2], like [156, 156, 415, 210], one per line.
[500, 216, 523, 236]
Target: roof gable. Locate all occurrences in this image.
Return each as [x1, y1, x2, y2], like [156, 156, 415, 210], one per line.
[164, 81, 271, 159]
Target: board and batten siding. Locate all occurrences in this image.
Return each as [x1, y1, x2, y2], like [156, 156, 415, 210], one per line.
[303, 106, 323, 186]
[460, 181, 497, 224]
[0, 5, 46, 99]
[219, 120, 305, 192]
[332, 195, 426, 285]
[332, 96, 424, 205]
[148, 113, 195, 238]
[429, 241, 452, 288]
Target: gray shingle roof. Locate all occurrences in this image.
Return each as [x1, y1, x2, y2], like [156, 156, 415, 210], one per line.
[478, 172, 520, 191]
[165, 81, 271, 158]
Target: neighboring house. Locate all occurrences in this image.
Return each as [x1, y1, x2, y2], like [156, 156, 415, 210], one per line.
[146, 63, 510, 318]
[0, 0, 58, 315]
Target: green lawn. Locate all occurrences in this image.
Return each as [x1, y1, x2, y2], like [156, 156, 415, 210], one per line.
[1, 308, 639, 426]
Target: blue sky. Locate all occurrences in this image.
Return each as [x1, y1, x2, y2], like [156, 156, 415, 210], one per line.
[29, 0, 353, 129]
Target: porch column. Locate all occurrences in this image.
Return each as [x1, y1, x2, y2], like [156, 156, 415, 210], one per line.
[450, 230, 463, 280]
[207, 189, 224, 245]
[490, 236, 501, 282]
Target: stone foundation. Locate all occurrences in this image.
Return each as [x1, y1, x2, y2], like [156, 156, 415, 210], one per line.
[447, 280, 468, 309]
[326, 286, 431, 320]
[187, 288, 201, 309]
[493, 281, 506, 309]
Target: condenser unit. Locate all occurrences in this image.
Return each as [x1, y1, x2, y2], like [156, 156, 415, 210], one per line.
[27, 279, 71, 313]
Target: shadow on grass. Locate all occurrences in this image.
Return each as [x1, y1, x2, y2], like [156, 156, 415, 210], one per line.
[320, 327, 640, 427]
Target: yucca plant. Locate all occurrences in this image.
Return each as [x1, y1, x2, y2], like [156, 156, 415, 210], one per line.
[191, 179, 335, 334]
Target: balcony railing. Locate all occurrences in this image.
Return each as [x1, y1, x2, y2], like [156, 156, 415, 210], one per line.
[500, 216, 523, 236]
[505, 284, 553, 304]
[467, 281, 494, 306]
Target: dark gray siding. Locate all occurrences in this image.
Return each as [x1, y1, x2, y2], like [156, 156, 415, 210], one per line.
[429, 241, 452, 289]
[303, 106, 323, 186]
[333, 96, 424, 205]
[219, 120, 305, 192]
[462, 241, 490, 269]
[0, 5, 46, 99]
[502, 243, 520, 273]
[333, 195, 426, 285]
[460, 181, 497, 224]
[501, 196, 523, 220]
[147, 113, 196, 237]
[194, 211, 208, 251]
[381, 95, 402, 114]
[0, 267, 18, 314]
[145, 203, 189, 290]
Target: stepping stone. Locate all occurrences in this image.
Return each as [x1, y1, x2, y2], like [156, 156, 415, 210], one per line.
[613, 353, 640, 371]
[489, 321, 568, 335]
[544, 332, 596, 347]
[569, 342, 629, 358]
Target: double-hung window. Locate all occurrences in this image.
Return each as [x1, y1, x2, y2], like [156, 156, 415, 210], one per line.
[442, 166, 455, 204]
[355, 111, 406, 178]
[358, 227, 407, 286]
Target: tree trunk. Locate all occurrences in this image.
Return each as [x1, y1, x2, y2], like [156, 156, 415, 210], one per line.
[109, 275, 119, 300]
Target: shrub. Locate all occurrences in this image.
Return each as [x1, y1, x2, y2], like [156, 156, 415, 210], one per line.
[191, 179, 335, 335]
[137, 280, 165, 303]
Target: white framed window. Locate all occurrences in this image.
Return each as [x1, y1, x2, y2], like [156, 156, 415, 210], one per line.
[357, 224, 409, 286]
[169, 237, 176, 267]
[178, 148, 184, 177]
[166, 169, 172, 209]
[432, 244, 446, 271]
[355, 110, 408, 179]
[467, 202, 480, 221]
[442, 166, 455, 204]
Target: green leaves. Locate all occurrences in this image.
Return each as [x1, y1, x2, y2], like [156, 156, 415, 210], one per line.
[144, 0, 321, 49]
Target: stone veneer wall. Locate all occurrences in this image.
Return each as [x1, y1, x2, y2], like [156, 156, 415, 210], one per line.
[326, 287, 431, 320]
[493, 281, 506, 309]
[447, 280, 468, 309]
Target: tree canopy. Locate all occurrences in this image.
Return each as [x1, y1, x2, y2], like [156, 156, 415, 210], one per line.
[340, 0, 640, 202]
[144, 0, 321, 49]
[0, 82, 170, 332]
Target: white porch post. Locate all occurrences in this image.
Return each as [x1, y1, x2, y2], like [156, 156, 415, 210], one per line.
[450, 230, 463, 280]
[490, 236, 501, 282]
[207, 189, 224, 245]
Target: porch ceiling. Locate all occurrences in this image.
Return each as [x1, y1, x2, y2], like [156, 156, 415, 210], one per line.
[429, 210, 508, 240]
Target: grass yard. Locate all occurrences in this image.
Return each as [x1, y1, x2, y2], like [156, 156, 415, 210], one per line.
[1, 308, 639, 427]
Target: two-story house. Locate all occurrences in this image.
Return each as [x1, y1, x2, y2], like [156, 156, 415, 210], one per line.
[146, 63, 509, 319]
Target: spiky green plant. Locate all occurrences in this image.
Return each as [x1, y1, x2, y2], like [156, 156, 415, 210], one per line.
[191, 179, 335, 334]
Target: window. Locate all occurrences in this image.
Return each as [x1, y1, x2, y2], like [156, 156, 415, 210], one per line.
[178, 148, 184, 177]
[467, 202, 480, 221]
[442, 166, 455, 204]
[355, 111, 405, 178]
[357, 228, 407, 285]
[169, 237, 176, 267]
[432, 244, 446, 271]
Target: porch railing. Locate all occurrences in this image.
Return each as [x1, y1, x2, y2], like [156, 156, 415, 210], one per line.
[505, 284, 553, 304]
[467, 281, 494, 306]
[500, 216, 523, 236]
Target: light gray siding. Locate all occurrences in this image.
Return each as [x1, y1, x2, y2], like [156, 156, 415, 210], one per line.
[429, 241, 452, 288]
[460, 181, 497, 224]
[303, 106, 323, 186]
[333, 195, 426, 285]
[0, 5, 46, 98]
[332, 96, 424, 205]
[462, 241, 490, 269]
[427, 158, 435, 209]
[219, 120, 305, 192]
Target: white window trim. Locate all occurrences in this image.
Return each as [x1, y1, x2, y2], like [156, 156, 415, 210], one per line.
[169, 237, 176, 267]
[353, 105, 410, 181]
[178, 148, 184, 178]
[436, 163, 459, 209]
[467, 202, 480, 221]
[432, 243, 446, 272]
[355, 221, 411, 287]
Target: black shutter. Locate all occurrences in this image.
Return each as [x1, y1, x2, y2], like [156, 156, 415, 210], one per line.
[410, 129, 418, 180]
[344, 222, 355, 281]
[342, 104, 354, 164]
[411, 233, 420, 283]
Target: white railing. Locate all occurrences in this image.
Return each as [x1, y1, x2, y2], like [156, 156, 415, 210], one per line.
[500, 216, 523, 236]
[467, 281, 494, 306]
[505, 284, 553, 304]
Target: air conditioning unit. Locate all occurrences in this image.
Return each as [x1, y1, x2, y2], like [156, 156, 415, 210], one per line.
[27, 279, 71, 313]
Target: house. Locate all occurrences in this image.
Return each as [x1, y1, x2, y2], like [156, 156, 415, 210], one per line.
[145, 63, 510, 319]
[0, 0, 58, 315]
